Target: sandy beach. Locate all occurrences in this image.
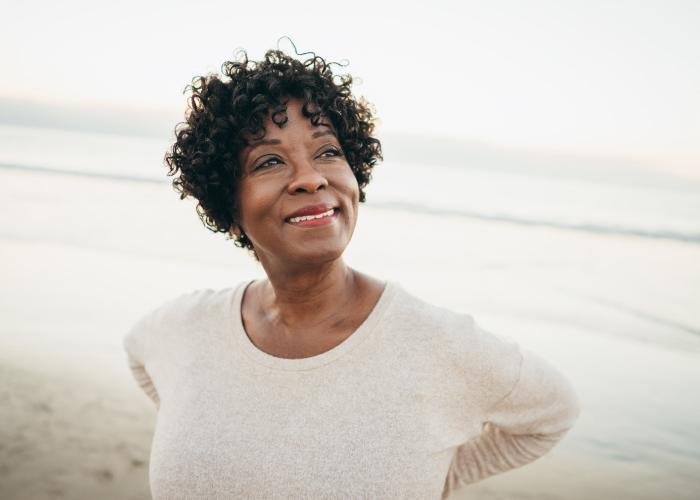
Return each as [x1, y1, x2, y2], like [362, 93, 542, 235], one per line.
[1, 168, 699, 500]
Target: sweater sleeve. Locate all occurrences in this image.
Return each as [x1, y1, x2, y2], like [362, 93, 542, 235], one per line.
[122, 311, 160, 409]
[442, 341, 581, 497]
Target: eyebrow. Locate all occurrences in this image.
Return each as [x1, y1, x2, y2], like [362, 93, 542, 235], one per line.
[248, 129, 333, 148]
[246, 128, 336, 152]
[249, 129, 334, 146]
[312, 129, 336, 139]
[247, 138, 281, 149]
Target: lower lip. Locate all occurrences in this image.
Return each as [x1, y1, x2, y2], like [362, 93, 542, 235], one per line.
[286, 209, 339, 228]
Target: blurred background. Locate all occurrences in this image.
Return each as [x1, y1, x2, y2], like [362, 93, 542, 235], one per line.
[1, 1, 699, 499]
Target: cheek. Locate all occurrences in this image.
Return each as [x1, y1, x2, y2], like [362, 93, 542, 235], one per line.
[339, 165, 360, 200]
[341, 169, 360, 223]
[234, 189, 250, 226]
[236, 182, 274, 224]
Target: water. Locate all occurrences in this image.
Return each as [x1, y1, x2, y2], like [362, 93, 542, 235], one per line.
[1, 123, 699, 244]
[0, 124, 168, 183]
[372, 161, 700, 243]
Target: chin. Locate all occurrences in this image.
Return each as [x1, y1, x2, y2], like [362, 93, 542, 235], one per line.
[300, 247, 346, 264]
[288, 240, 348, 265]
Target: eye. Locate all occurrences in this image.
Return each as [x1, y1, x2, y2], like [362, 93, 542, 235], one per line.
[319, 147, 343, 159]
[254, 156, 283, 171]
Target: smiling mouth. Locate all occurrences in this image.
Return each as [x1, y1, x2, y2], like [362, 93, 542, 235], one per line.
[285, 208, 339, 226]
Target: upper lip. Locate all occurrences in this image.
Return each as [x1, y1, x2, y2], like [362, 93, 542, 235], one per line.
[285, 204, 337, 220]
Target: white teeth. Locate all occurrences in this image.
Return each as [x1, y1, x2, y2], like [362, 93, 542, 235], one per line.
[289, 208, 335, 223]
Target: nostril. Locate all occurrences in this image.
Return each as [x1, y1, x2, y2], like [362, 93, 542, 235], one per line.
[288, 171, 328, 194]
[294, 184, 325, 194]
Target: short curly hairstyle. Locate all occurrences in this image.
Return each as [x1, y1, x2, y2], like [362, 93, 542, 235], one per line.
[164, 47, 382, 258]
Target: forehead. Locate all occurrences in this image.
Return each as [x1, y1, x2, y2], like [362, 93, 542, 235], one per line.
[244, 98, 334, 142]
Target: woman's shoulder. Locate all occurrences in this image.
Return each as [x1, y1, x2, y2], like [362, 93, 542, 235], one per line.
[388, 282, 521, 369]
[388, 282, 480, 340]
[123, 282, 247, 354]
[146, 285, 240, 324]
[387, 283, 523, 408]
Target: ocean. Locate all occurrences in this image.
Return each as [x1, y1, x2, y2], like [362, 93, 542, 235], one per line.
[2, 123, 699, 245]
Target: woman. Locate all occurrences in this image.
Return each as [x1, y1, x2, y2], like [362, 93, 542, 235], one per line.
[124, 48, 580, 499]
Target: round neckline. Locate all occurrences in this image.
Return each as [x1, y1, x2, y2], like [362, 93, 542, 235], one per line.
[229, 279, 397, 371]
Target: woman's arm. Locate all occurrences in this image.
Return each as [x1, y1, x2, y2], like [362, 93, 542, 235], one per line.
[442, 345, 581, 497]
[123, 312, 160, 409]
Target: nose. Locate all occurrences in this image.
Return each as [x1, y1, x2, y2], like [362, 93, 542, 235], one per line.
[286, 158, 329, 194]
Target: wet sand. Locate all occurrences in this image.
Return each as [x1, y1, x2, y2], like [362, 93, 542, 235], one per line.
[1, 169, 699, 499]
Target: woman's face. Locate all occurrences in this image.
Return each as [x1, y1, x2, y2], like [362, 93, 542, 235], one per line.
[235, 98, 360, 267]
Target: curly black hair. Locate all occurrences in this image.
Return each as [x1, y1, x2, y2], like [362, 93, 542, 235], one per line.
[164, 47, 382, 258]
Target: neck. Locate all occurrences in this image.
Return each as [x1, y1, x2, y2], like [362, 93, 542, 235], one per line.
[257, 258, 358, 331]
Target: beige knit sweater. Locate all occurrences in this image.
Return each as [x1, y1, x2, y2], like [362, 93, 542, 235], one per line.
[124, 280, 580, 499]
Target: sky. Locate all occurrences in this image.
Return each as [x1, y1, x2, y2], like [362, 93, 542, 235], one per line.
[1, 0, 698, 175]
